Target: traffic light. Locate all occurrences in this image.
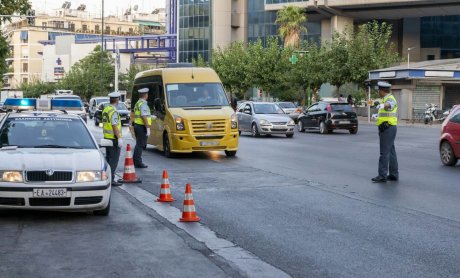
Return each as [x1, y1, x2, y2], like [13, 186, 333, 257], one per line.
[27, 10, 35, 25]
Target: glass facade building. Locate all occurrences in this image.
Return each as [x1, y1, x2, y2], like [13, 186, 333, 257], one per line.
[248, 0, 321, 45]
[265, 0, 308, 4]
[421, 16, 460, 59]
[178, 0, 212, 62]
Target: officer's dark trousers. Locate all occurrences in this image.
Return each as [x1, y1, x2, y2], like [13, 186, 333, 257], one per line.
[378, 125, 399, 177]
[106, 140, 120, 182]
[133, 124, 147, 165]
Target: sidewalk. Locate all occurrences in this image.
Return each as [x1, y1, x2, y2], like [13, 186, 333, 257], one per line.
[358, 116, 442, 128]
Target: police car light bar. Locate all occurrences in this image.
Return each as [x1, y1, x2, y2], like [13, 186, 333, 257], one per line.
[50, 99, 83, 111]
[3, 98, 83, 111]
[3, 98, 37, 111]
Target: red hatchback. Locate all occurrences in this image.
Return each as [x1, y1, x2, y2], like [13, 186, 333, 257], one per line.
[440, 105, 460, 166]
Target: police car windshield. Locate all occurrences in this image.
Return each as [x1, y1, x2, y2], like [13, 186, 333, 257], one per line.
[0, 117, 97, 149]
[166, 83, 230, 108]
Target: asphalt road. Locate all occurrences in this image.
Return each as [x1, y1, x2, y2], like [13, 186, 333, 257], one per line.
[126, 121, 460, 277]
[1, 118, 459, 278]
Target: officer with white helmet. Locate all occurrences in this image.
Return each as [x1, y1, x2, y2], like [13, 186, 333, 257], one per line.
[103, 91, 123, 186]
[133, 87, 151, 168]
[372, 81, 399, 183]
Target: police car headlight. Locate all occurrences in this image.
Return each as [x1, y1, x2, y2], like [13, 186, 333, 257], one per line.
[231, 113, 238, 129]
[0, 171, 23, 183]
[76, 171, 104, 182]
[288, 120, 295, 125]
[175, 115, 185, 131]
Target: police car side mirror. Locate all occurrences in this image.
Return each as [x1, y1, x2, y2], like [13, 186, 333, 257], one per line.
[99, 139, 113, 148]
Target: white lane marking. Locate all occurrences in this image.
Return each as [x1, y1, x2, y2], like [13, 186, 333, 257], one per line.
[120, 185, 290, 278]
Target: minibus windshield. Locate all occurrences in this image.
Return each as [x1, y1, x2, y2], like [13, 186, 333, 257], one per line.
[166, 83, 230, 108]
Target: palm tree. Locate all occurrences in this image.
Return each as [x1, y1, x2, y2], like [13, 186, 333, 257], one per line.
[275, 5, 308, 49]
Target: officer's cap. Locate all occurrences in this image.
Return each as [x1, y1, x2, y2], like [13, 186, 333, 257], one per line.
[138, 88, 149, 94]
[377, 81, 391, 89]
[108, 91, 121, 98]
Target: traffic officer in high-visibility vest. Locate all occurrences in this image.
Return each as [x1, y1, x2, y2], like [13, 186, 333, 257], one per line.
[372, 81, 399, 183]
[133, 88, 151, 168]
[103, 92, 123, 186]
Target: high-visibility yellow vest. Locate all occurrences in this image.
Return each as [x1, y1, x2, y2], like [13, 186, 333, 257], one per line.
[134, 100, 152, 125]
[102, 105, 122, 139]
[376, 94, 398, 126]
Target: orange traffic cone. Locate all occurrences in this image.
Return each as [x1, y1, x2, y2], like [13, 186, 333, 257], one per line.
[156, 170, 175, 202]
[179, 183, 200, 222]
[118, 144, 141, 183]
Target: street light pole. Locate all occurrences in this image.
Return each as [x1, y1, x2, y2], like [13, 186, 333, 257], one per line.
[100, 0, 104, 95]
[407, 47, 416, 69]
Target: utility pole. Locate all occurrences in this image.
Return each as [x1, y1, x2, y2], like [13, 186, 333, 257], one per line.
[100, 0, 105, 95]
[114, 47, 120, 92]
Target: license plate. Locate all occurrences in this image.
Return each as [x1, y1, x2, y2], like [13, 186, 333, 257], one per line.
[200, 141, 219, 146]
[272, 126, 285, 129]
[121, 117, 126, 120]
[33, 188, 69, 198]
[339, 121, 350, 124]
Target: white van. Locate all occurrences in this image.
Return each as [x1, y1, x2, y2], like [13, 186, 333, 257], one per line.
[89, 97, 109, 119]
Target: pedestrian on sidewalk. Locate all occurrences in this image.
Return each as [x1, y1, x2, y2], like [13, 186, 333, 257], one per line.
[103, 92, 123, 187]
[372, 81, 399, 183]
[133, 88, 151, 168]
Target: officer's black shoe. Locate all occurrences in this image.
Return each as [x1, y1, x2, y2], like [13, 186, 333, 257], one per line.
[371, 176, 387, 183]
[387, 175, 399, 181]
[135, 164, 148, 169]
[112, 181, 122, 187]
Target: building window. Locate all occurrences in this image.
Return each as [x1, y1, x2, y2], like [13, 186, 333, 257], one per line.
[20, 30, 28, 43]
[22, 63, 28, 73]
[82, 24, 88, 32]
[42, 22, 47, 30]
[117, 27, 122, 35]
[129, 28, 134, 34]
[22, 78, 28, 84]
[105, 26, 110, 34]
[427, 55, 435, 60]
[95, 25, 100, 33]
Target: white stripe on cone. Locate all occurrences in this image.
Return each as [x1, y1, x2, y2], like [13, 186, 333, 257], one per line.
[183, 205, 196, 212]
[163, 178, 169, 184]
[125, 165, 135, 172]
[184, 193, 193, 200]
[160, 188, 171, 194]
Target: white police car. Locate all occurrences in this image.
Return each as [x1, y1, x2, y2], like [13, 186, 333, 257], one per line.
[0, 98, 113, 215]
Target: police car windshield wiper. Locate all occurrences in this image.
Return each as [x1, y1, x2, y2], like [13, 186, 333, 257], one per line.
[33, 144, 83, 149]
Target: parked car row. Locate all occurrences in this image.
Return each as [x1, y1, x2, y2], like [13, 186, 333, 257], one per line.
[237, 101, 358, 138]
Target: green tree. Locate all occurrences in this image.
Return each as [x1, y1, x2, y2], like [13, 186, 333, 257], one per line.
[60, 45, 114, 100]
[347, 21, 400, 85]
[246, 38, 290, 98]
[191, 54, 209, 67]
[325, 33, 350, 94]
[275, 5, 307, 49]
[212, 42, 252, 100]
[20, 79, 56, 98]
[0, 0, 32, 79]
[119, 64, 151, 94]
[290, 41, 330, 104]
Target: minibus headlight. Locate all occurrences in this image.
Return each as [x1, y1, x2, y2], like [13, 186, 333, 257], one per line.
[231, 113, 238, 129]
[175, 115, 185, 131]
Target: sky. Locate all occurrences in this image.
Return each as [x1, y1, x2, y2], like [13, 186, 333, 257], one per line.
[30, 0, 165, 17]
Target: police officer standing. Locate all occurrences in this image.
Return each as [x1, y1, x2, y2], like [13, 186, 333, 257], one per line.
[133, 88, 151, 168]
[372, 81, 399, 183]
[103, 92, 123, 186]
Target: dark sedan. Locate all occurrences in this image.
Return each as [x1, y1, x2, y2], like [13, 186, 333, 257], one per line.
[94, 102, 130, 126]
[297, 102, 358, 134]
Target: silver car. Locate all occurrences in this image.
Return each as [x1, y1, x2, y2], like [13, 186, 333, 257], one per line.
[276, 102, 301, 123]
[237, 102, 295, 138]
